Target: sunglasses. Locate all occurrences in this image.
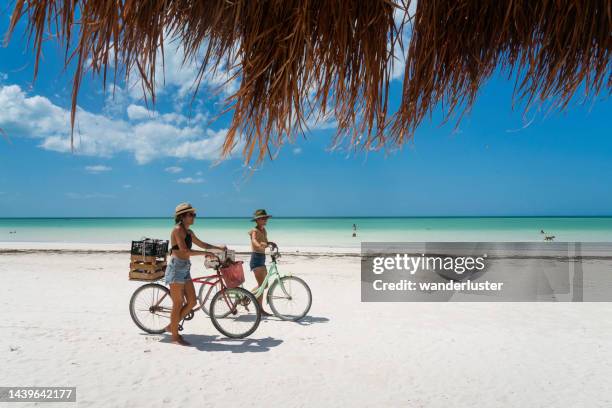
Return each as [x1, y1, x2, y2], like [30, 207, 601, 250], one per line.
[185, 213, 197, 218]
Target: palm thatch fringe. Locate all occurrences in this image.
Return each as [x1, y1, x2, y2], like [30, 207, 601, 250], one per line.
[5, 0, 611, 164]
[392, 0, 612, 144]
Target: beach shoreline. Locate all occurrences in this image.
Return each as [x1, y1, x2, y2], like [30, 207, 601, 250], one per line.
[4, 240, 612, 257]
[3, 217, 612, 250]
[0, 241, 361, 256]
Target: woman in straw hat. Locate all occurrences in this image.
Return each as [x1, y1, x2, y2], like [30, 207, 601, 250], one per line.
[166, 202, 226, 346]
[249, 209, 275, 316]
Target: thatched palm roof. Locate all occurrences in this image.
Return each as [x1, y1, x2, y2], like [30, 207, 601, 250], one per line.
[5, 0, 611, 163]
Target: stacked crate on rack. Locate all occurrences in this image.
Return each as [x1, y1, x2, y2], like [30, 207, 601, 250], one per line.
[129, 239, 169, 281]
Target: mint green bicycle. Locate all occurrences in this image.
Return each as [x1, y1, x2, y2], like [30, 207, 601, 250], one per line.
[199, 244, 312, 321]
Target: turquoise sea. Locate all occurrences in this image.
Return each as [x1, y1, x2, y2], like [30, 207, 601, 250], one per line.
[1, 217, 612, 249]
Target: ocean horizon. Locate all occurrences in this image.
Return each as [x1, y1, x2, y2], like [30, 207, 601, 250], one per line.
[2, 216, 612, 248]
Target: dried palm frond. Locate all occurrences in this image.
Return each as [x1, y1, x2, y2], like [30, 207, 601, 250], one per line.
[392, 0, 612, 143]
[4, 0, 611, 164]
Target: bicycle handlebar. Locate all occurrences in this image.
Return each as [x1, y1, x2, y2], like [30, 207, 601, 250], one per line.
[205, 254, 221, 263]
[268, 243, 281, 259]
[205, 248, 227, 263]
[205, 246, 279, 265]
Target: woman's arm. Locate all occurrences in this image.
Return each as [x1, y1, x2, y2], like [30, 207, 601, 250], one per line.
[263, 228, 275, 249]
[172, 228, 217, 257]
[190, 230, 226, 251]
[250, 230, 268, 252]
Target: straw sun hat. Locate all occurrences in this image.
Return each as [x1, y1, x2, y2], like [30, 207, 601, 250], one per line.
[175, 202, 197, 217]
[252, 209, 272, 221]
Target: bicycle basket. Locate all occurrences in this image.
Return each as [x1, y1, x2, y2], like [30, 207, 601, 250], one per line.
[220, 261, 245, 289]
[204, 249, 235, 269]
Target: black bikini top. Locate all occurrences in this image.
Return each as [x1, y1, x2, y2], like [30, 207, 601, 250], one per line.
[171, 228, 193, 251]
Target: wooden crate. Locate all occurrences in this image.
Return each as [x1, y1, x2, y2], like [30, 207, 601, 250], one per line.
[129, 253, 167, 281]
[130, 254, 166, 263]
[130, 261, 167, 271]
[129, 269, 165, 281]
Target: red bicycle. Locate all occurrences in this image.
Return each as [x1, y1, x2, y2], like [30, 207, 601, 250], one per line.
[129, 253, 261, 338]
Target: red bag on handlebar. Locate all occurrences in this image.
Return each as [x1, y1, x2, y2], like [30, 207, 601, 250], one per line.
[220, 261, 245, 289]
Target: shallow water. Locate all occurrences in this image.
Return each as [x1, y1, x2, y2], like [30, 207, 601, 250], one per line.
[1, 217, 612, 249]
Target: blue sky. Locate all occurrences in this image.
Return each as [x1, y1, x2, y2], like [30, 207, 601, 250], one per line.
[0, 11, 611, 217]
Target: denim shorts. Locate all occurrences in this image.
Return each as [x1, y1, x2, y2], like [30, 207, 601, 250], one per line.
[250, 252, 266, 271]
[165, 257, 192, 284]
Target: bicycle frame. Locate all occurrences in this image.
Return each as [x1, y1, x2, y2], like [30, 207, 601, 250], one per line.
[252, 257, 291, 299]
[190, 271, 224, 312]
[150, 268, 227, 313]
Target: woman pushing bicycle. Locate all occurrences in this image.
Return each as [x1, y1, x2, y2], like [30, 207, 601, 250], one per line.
[166, 202, 226, 345]
[249, 209, 276, 316]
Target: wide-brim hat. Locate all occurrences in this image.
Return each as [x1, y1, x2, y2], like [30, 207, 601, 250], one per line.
[175, 202, 197, 217]
[252, 209, 271, 221]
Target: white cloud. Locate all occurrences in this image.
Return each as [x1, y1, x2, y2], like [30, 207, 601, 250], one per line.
[176, 177, 204, 184]
[196, 171, 203, 176]
[123, 184, 132, 189]
[125, 37, 239, 104]
[306, 111, 337, 130]
[90, 36, 232, 115]
[102, 85, 129, 116]
[85, 165, 112, 173]
[0, 84, 239, 165]
[0, 72, 7, 82]
[165, 166, 183, 174]
[165, 128, 230, 161]
[292, 147, 302, 155]
[127, 104, 158, 120]
[66, 192, 115, 199]
[390, 3, 415, 81]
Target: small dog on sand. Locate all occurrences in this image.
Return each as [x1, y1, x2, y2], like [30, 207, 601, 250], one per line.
[540, 230, 555, 241]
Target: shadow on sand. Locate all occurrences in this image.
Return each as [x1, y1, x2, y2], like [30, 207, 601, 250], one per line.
[262, 315, 330, 326]
[158, 334, 283, 353]
[294, 315, 330, 326]
[144, 315, 328, 351]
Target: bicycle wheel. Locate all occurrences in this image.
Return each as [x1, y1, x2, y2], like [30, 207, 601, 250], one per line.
[267, 276, 312, 321]
[197, 277, 223, 316]
[129, 283, 172, 334]
[209, 287, 261, 338]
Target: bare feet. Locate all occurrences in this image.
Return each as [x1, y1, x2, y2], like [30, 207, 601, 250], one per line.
[165, 325, 190, 346]
[170, 335, 191, 346]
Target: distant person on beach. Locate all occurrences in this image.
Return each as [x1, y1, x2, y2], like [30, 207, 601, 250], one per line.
[166, 203, 226, 346]
[352, 223, 357, 237]
[249, 209, 275, 316]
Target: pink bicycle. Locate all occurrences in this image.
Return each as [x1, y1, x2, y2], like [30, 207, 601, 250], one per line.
[129, 253, 261, 338]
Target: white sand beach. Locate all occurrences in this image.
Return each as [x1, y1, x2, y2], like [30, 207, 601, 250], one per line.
[2, 249, 612, 407]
